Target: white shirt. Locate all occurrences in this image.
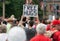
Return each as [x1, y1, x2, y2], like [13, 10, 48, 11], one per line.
[8, 26, 26, 41]
[0, 33, 7, 41]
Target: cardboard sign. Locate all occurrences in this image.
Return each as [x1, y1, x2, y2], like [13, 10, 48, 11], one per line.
[23, 4, 38, 17]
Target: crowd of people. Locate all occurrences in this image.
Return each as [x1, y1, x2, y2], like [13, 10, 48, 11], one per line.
[0, 15, 60, 41]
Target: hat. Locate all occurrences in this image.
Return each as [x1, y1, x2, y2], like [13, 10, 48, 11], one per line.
[51, 20, 60, 25]
[7, 18, 13, 22]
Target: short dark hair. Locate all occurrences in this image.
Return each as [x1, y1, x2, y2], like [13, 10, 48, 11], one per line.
[22, 17, 26, 22]
[55, 17, 59, 20]
[39, 18, 43, 23]
[29, 20, 34, 27]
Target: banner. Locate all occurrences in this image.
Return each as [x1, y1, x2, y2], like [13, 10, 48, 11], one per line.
[23, 4, 38, 17]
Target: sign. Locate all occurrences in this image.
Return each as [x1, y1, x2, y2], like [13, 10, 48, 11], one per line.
[23, 4, 38, 17]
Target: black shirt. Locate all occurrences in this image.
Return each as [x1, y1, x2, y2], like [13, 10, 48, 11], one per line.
[24, 28, 36, 41]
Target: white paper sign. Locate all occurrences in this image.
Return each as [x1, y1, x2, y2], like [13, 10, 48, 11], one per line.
[23, 4, 38, 17]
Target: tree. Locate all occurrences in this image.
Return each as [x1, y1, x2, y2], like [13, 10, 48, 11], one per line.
[0, 0, 43, 19]
[5, 0, 25, 18]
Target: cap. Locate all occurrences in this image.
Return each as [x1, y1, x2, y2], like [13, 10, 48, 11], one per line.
[51, 20, 60, 25]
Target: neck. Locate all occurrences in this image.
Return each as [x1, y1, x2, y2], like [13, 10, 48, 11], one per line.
[28, 26, 32, 29]
[37, 33, 44, 35]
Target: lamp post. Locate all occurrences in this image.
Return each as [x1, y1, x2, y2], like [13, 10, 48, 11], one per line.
[3, 0, 5, 19]
[53, 0, 55, 15]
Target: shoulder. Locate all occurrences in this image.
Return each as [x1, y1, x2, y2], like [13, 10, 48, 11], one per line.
[30, 36, 51, 41]
[51, 31, 60, 38]
[30, 36, 38, 41]
[54, 31, 60, 36]
[46, 37, 51, 41]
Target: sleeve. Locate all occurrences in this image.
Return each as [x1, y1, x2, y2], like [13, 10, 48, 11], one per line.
[52, 33, 58, 41]
[58, 35, 60, 41]
[47, 38, 52, 41]
[30, 37, 37, 41]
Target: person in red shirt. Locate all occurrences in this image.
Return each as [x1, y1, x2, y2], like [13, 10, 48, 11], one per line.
[51, 20, 60, 41]
[30, 24, 51, 41]
[50, 20, 59, 31]
[46, 20, 51, 31]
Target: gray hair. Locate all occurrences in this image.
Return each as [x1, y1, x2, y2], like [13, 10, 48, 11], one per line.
[36, 24, 46, 34]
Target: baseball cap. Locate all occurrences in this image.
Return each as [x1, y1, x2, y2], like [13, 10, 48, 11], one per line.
[51, 20, 60, 25]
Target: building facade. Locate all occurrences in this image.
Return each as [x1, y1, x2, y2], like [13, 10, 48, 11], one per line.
[43, 0, 60, 18]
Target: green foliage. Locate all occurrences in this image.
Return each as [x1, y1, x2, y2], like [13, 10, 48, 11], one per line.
[0, 2, 2, 16]
[0, 0, 43, 18]
[5, 0, 25, 18]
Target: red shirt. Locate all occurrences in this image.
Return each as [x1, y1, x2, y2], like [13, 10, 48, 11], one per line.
[46, 24, 51, 31]
[30, 34, 51, 41]
[52, 31, 60, 41]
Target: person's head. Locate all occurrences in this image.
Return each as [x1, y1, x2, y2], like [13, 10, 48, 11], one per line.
[8, 26, 26, 41]
[10, 15, 15, 18]
[39, 18, 43, 23]
[12, 20, 19, 26]
[0, 26, 2, 33]
[29, 20, 34, 27]
[55, 17, 59, 20]
[46, 20, 51, 24]
[51, 20, 60, 30]
[43, 19, 47, 24]
[16, 19, 20, 24]
[2, 24, 7, 33]
[0, 24, 7, 33]
[22, 17, 26, 22]
[3, 21, 7, 25]
[22, 22, 26, 27]
[36, 24, 46, 35]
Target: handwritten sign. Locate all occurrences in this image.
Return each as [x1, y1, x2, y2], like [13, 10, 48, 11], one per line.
[23, 4, 38, 17]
